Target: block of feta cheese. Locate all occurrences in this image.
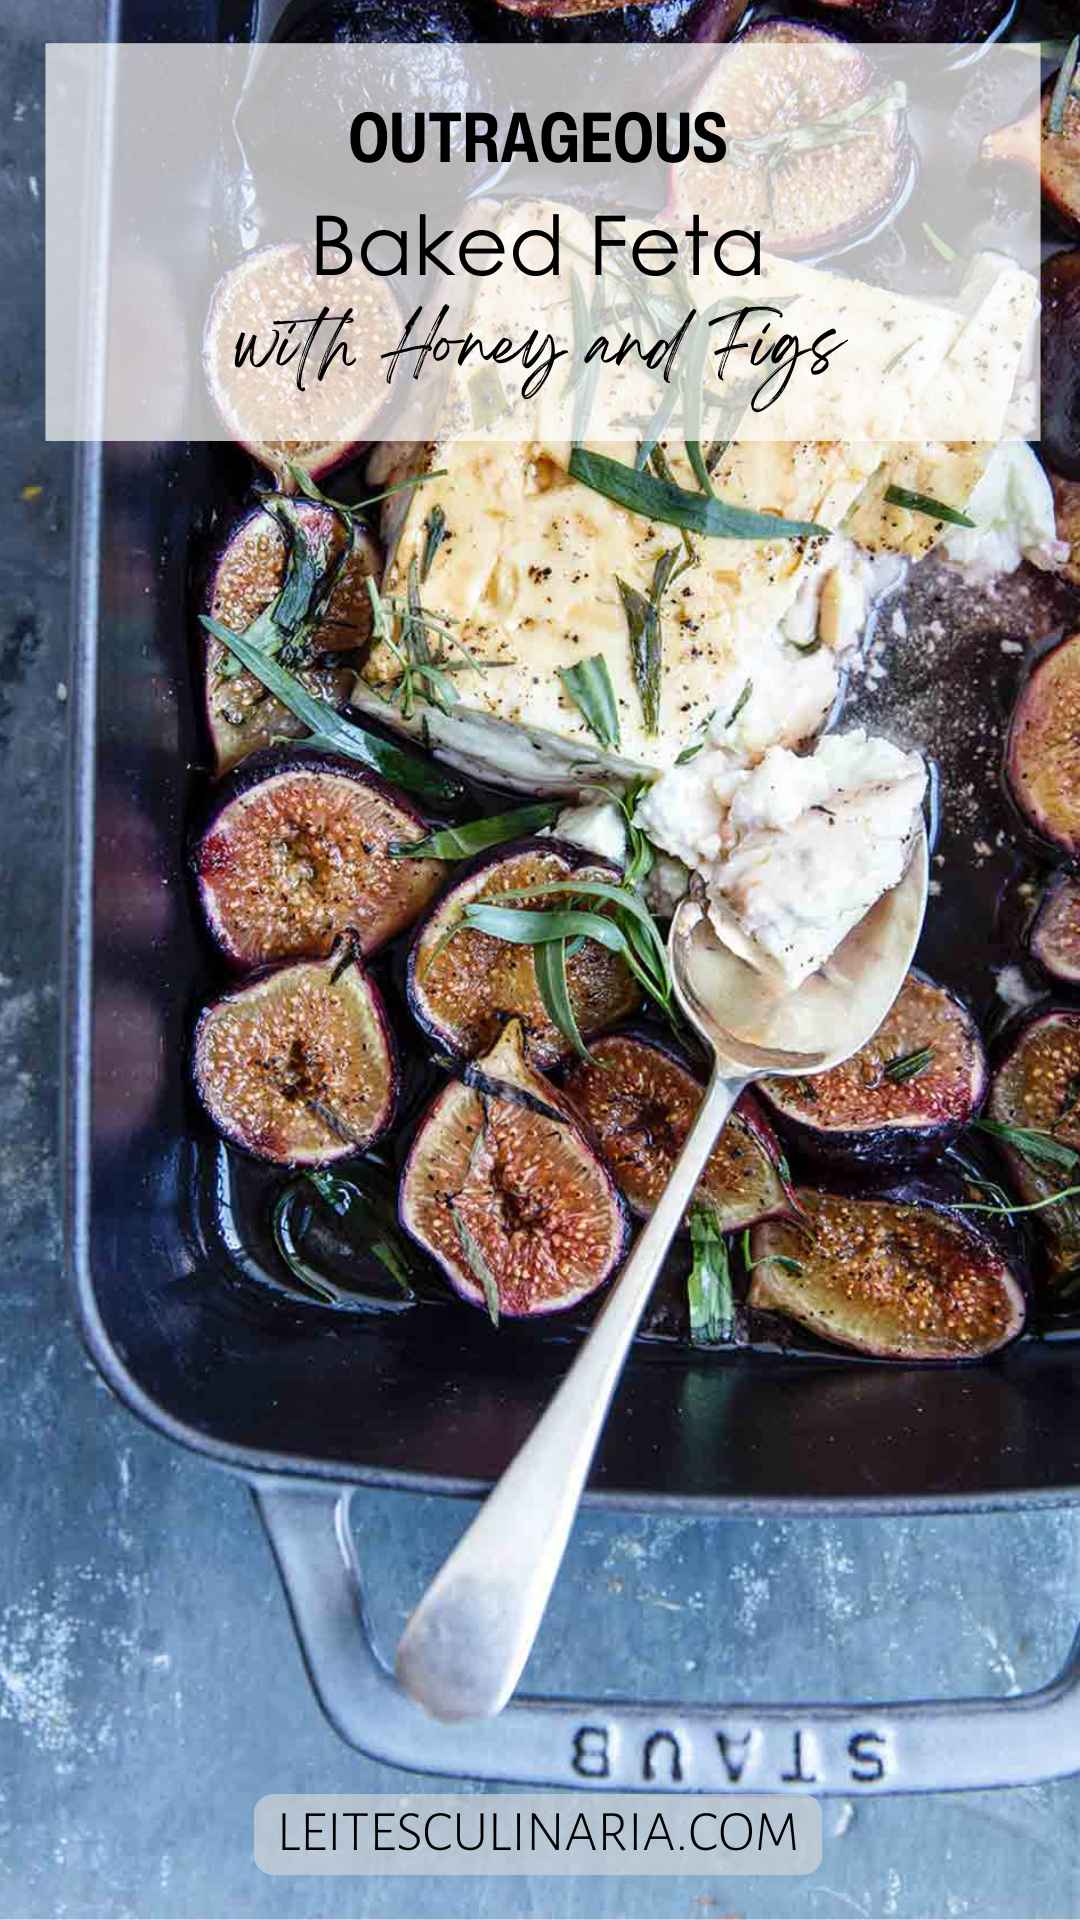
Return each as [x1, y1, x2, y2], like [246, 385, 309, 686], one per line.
[355, 201, 1041, 792]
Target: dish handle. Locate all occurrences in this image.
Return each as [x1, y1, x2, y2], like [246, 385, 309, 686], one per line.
[255, 1481, 1080, 1794]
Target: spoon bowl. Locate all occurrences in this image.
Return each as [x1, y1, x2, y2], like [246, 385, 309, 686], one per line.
[394, 822, 929, 1723]
[672, 822, 930, 1075]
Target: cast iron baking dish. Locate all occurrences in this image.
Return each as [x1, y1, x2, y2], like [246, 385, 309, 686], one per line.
[62, 0, 1080, 1794]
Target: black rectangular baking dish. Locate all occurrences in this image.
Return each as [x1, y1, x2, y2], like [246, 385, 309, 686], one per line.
[62, 0, 1080, 1794]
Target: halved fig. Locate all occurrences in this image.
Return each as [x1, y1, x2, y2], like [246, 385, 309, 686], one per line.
[982, 76, 1080, 241]
[399, 1020, 628, 1320]
[192, 956, 397, 1166]
[748, 1181, 1027, 1361]
[1051, 470, 1080, 591]
[670, 22, 912, 259]
[1030, 874, 1080, 986]
[194, 750, 446, 969]
[492, 0, 745, 24]
[1044, 59, 1080, 239]
[1006, 631, 1080, 853]
[808, 0, 1011, 38]
[203, 244, 401, 485]
[1042, 250, 1080, 483]
[987, 1009, 1080, 1284]
[203, 500, 380, 775]
[562, 1030, 791, 1229]
[407, 839, 641, 1067]
[759, 971, 987, 1172]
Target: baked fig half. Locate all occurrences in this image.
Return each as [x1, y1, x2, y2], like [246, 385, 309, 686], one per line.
[1006, 631, 1080, 854]
[562, 1029, 792, 1229]
[759, 970, 987, 1172]
[748, 1180, 1027, 1361]
[1030, 874, 1080, 986]
[1050, 469, 1080, 591]
[1044, 54, 1080, 239]
[808, 0, 1012, 39]
[986, 1008, 1080, 1285]
[194, 749, 446, 969]
[407, 838, 641, 1067]
[203, 500, 379, 774]
[399, 1020, 629, 1321]
[193, 956, 397, 1166]
[670, 21, 912, 259]
[203, 244, 401, 484]
[1042, 250, 1080, 483]
[981, 71, 1080, 241]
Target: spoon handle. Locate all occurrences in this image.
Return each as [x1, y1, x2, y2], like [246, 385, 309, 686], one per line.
[394, 1068, 747, 1723]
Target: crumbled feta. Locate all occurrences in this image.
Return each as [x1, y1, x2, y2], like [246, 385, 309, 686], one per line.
[710, 734, 926, 987]
[638, 730, 926, 990]
[548, 799, 627, 867]
[943, 443, 1069, 583]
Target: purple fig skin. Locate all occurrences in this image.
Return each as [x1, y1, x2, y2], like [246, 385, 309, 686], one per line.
[192, 957, 400, 1168]
[1006, 631, 1080, 855]
[986, 1008, 1080, 1287]
[192, 747, 445, 971]
[398, 1080, 630, 1319]
[560, 1023, 797, 1227]
[758, 973, 988, 1175]
[201, 500, 379, 775]
[749, 1166, 1028, 1364]
[1029, 874, 1080, 987]
[405, 836, 641, 1066]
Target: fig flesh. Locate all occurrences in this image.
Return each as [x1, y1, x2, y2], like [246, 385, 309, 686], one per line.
[407, 838, 641, 1066]
[194, 750, 446, 969]
[982, 76, 1080, 240]
[807, 0, 1012, 38]
[987, 1008, 1080, 1285]
[203, 244, 401, 484]
[669, 22, 912, 259]
[1050, 469, 1080, 591]
[1006, 631, 1080, 854]
[562, 1030, 791, 1228]
[749, 1180, 1026, 1361]
[203, 500, 379, 775]
[759, 971, 987, 1172]
[399, 1020, 629, 1319]
[1030, 874, 1080, 986]
[193, 955, 397, 1166]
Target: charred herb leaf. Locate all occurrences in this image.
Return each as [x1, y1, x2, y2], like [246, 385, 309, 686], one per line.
[1049, 36, 1080, 137]
[725, 680, 753, 729]
[200, 614, 463, 804]
[421, 505, 447, 583]
[272, 1167, 418, 1307]
[389, 803, 560, 862]
[558, 654, 621, 751]
[285, 460, 448, 518]
[882, 1045, 935, 1085]
[922, 223, 958, 264]
[618, 545, 683, 737]
[687, 1207, 734, 1344]
[884, 485, 975, 530]
[569, 447, 830, 542]
[975, 1117, 1080, 1172]
[534, 937, 595, 1064]
[739, 1226, 805, 1277]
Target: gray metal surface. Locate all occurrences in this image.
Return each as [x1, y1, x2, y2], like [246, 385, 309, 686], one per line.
[6, 0, 1080, 1908]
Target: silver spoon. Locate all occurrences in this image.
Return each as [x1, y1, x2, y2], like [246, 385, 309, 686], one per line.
[395, 824, 929, 1723]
